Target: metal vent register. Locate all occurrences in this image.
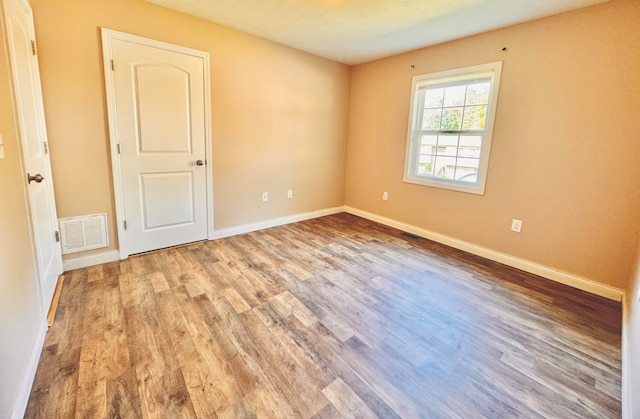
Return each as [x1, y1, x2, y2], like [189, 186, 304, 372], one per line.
[58, 213, 109, 255]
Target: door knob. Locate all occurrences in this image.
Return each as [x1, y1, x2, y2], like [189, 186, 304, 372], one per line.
[27, 173, 44, 184]
[196, 160, 204, 166]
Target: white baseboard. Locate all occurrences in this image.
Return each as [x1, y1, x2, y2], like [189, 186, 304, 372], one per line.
[62, 250, 120, 272]
[622, 292, 630, 418]
[11, 318, 47, 419]
[212, 206, 346, 239]
[345, 206, 623, 301]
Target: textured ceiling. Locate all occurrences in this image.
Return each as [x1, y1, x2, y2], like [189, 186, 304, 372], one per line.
[144, 0, 608, 64]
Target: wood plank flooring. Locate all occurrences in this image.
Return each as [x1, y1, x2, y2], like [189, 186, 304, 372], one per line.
[25, 213, 622, 418]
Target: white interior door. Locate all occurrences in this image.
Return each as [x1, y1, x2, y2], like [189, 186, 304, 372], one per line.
[4, 0, 63, 309]
[102, 30, 212, 256]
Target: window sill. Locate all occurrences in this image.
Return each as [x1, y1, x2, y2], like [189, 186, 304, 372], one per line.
[403, 175, 486, 195]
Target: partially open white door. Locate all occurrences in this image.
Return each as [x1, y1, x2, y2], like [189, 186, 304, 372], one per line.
[102, 30, 212, 257]
[4, 0, 63, 310]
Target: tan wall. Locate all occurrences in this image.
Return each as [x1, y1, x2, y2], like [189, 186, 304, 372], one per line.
[29, 0, 351, 263]
[345, 0, 640, 289]
[0, 9, 44, 412]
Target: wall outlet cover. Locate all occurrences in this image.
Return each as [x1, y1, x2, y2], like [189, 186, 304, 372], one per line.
[511, 219, 523, 233]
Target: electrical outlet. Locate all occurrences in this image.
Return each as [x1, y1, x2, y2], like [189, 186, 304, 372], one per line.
[382, 191, 388, 201]
[262, 192, 268, 202]
[511, 219, 523, 233]
[287, 189, 293, 199]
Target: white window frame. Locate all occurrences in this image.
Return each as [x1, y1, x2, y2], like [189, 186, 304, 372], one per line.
[403, 61, 502, 195]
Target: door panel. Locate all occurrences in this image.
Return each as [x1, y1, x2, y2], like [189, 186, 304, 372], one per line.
[4, 0, 63, 309]
[140, 172, 195, 229]
[135, 64, 192, 153]
[110, 37, 208, 255]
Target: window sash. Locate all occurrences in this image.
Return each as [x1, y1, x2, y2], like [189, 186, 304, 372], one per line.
[411, 133, 486, 180]
[416, 73, 493, 91]
[416, 129, 485, 135]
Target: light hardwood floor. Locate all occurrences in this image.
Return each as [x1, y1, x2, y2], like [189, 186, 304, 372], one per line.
[26, 213, 621, 418]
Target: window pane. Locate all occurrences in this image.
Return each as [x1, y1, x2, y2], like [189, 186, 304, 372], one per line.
[419, 135, 437, 155]
[458, 147, 481, 158]
[462, 105, 487, 130]
[433, 156, 456, 180]
[456, 171, 478, 183]
[420, 135, 437, 146]
[437, 135, 459, 158]
[435, 146, 457, 156]
[443, 85, 466, 107]
[418, 154, 433, 164]
[441, 107, 463, 130]
[419, 145, 435, 155]
[420, 135, 438, 145]
[422, 109, 442, 130]
[437, 135, 459, 146]
[465, 82, 490, 105]
[457, 157, 480, 169]
[459, 135, 482, 148]
[424, 88, 444, 108]
[417, 154, 435, 176]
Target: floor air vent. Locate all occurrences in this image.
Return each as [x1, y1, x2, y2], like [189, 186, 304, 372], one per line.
[58, 213, 109, 255]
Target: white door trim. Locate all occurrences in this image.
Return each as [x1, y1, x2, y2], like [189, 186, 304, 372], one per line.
[101, 28, 214, 259]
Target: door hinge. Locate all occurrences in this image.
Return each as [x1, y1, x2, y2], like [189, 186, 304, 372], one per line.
[111, 59, 115, 71]
[55, 231, 60, 242]
[43, 141, 48, 154]
[123, 220, 127, 230]
[31, 40, 37, 56]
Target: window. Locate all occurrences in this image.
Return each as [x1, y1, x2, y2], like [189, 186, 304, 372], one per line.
[404, 62, 502, 195]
